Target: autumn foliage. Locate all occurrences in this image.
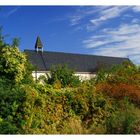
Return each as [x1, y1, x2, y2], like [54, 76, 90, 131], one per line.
[95, 61, 140, 105]
[96, 83, 140, 105]
[1, 34, 140, 134]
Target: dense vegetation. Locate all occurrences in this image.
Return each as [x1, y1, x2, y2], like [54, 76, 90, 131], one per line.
[0, 34, 140, 134]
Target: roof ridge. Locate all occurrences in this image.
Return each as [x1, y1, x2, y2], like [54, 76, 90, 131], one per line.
[25, 49, 130, 72]
[24, 49, 128, 59]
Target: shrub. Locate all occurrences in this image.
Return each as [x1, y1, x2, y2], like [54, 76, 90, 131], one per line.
[57, 117, 86, 134]
[0, 79, 24, 134]
[47, 65, 80, 87]
[95, 61, 140, 85]
[0, 121, 18, 134]
[53, 79, 62, 89]
[106, 98, 138, 134]
[1, 39, 140, 134]
[96, 82, 140, 106]
[0, 46, 27, 84]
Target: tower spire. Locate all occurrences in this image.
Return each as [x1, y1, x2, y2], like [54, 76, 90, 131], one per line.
[35, 36, 43, 53]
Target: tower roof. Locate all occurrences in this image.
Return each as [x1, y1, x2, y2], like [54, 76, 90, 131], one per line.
[35, 36, 43, 49]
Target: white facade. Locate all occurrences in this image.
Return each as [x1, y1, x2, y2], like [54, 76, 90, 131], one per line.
[32, 71, 50, 80]
[75, 72, 96, 80]
[32, 71, 96, 81]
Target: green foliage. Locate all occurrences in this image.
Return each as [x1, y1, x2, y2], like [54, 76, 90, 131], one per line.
[21, 59, 34, 85]
[12, 38, 20, 47]
[0, 73, 140, 134]
[0, 27, 5, 47]
[0, 46, 27, 84]
[48, 65, 80, 87]
[95, 61, 140, 85]
[106, 98, 138, 134]
[96, 61, 140, 107]
[0, 31, 33, 85]
[0, 121, 18, 134]
[0, 79, 23, 134]
[37, 75, 48, 85]
[57, 116, 86, 134]
[1, 30, 140, 134]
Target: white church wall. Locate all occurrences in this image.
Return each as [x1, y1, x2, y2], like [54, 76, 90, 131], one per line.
[32, 71, 96, 81]
[75, 72, 96, 81]
[32, 71, 50, 80]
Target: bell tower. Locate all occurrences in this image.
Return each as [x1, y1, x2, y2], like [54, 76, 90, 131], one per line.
[35, 36, 43, 53]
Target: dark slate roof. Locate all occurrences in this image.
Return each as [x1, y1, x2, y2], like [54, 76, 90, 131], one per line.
[24, 50, 130, 72]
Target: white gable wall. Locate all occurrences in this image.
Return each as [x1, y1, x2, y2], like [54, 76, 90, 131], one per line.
[32, 71, 96, 81]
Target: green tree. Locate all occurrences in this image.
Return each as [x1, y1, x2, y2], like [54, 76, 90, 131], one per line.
[0, 45, 27, 84]
[0, 30, 33, 84]
[12, 37, 20, 47]
[0, 27, 5, 47]
[47, 65, 80, 87]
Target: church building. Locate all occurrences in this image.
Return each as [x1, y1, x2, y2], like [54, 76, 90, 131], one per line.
[25, 36, 129, 80]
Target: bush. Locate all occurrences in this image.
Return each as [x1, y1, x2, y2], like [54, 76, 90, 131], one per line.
[47, 65, 80, 87]
[0, 46, 27, 84]
[0, 121, 18, 134]
[106, 98, 138, 134]
[95, 61, 140, 85]
[95, 61, 140, 106]
[96, 82, 140, 106]
[1, 36, 140, 134]
[57, 117, 86, 134]
[0, 79, 24, 134]
[53, 80, 62, 89]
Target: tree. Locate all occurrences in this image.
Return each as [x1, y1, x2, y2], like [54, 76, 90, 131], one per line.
[0, 27, 35, 84]
[47, 65, 80, 87]
[12, 38, 20, 47]
[0, 45, 27, 84]
[0, 29, 33, 84]
[0, 27, 5, 47]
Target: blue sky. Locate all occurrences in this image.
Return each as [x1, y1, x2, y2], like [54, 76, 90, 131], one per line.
[1, 6, 140, 64]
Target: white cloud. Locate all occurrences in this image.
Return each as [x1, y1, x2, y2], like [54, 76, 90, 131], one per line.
[132, 6, 140, 12]
[103, 24, 140, 35]
[131, 18, 140, 24]
[69, 6, 140, 63]
[90, 6, 130, 25]
[129, 54, 140, 64]
[83, 23, 140, 63]
[5, 7, 20, 17]
[70, 15, 83, 25]
[69, 6, 107, 26]
[69, 6, 140, 28]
